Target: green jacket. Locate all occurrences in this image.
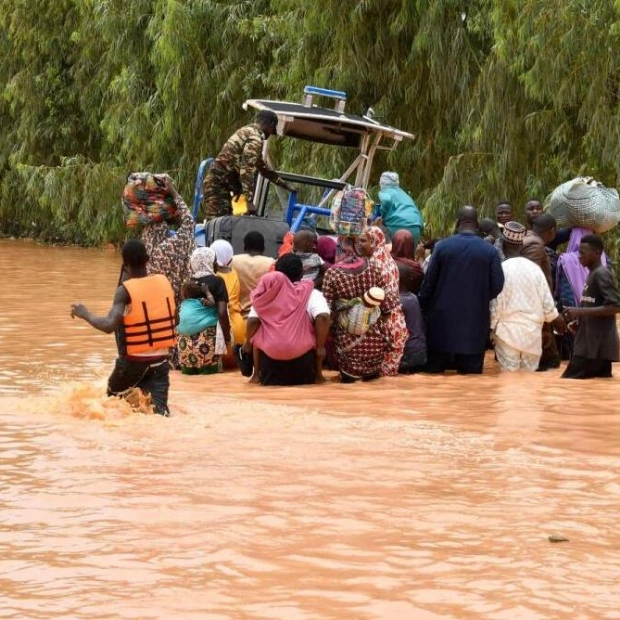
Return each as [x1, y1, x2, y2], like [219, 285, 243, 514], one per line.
[378, 186, 424, 233]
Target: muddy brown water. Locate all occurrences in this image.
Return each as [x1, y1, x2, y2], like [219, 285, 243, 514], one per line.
[1, 239, 619, 619]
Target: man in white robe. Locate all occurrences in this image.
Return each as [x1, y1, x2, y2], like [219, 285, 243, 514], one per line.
[490, 222, 566, 371]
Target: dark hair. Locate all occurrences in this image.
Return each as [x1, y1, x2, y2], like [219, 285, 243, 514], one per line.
[532, 213, 556, 233]
[581, 234, 604, 252]
[423, 238, 441, 252]
[479, 217, 499, 235]
[397, 262, 414, 290]
[495, 201, 512, 209]
[244, 230, 265, 253]
[256, 110, 278, 127]
[181, 281, 204, 300]
[456, 205, 478, 225]
[275, 254, 304, 283]
[122, 239, 148, 268]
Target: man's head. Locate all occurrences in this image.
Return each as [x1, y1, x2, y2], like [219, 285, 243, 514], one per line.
[501, 221, 526, 258]
[293, 229, 318, 253]
[525, 199, 543, 227]
[256, 110, 279, 138]
[579, 234, 604, 269]
[243, 230, 266, 255]
[456, 205, 478, 232]
[275, 253, 304, 283]
[479, 217, 500, 239]
[495, 201, 513, 225]
[531, 212, 557, 245]
[122, 239, 148, 272]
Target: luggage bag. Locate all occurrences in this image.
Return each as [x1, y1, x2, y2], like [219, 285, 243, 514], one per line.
[204, 215, 290, 258]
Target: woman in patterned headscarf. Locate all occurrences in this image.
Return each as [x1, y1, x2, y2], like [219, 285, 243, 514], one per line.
[322, 227, 405, 381]
[366, 226, 408, 376]
[139, 178, 195, 307]
[176, 247, 231, 374]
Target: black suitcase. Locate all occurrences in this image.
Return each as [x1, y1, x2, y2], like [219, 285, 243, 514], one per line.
[204, 215, 290, 258]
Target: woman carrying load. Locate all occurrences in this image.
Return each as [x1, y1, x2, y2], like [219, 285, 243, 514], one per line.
[322, 227, 406, 381]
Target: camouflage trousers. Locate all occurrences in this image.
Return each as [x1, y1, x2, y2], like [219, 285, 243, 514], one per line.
[202, 166, 234, 219]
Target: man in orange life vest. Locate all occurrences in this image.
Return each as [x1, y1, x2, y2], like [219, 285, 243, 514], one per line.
[70, 239, 176, 416]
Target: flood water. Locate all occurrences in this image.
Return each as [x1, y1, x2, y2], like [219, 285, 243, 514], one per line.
[1, 238, 619, 619]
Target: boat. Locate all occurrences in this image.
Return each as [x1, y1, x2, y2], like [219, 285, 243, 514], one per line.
[193, 86, 415, 244]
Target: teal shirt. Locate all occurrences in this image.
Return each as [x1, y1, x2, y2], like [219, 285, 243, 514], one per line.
[378, 186, 424, 234]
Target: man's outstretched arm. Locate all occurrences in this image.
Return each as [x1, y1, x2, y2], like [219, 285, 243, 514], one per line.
[70, 286, 128, 334]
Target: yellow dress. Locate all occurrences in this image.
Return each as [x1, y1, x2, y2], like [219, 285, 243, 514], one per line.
[217, 268, 246, 346]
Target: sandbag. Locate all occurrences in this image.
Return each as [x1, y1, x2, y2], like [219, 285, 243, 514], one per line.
[122, 172, 178, 228]
[546, 177, 620, 233]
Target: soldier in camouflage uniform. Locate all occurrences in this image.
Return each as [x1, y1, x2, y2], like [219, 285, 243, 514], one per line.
[202, 110, 292, 219]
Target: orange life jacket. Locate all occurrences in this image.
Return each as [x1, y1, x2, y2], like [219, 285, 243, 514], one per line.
[120, 274, 176, 355]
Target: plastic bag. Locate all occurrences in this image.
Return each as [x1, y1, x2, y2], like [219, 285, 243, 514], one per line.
[546, 177, 620, 233]
[232, 195, 247, 216]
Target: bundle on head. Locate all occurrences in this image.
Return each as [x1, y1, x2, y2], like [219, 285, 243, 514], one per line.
[329, 187, 368, 236]
[546, 177, 620, 233]
[122, 172, 177, 228]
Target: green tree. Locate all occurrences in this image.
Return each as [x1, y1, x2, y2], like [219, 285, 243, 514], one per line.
[424, 0, 620, 241]
[3, 0, 620, 261]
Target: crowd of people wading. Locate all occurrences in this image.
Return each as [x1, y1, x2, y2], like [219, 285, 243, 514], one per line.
[70, 112, 620, 416]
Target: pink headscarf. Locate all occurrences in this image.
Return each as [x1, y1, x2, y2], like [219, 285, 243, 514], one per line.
[557, 227, 608, 303]
[317, 236, 337, 267]
[391, 229, 424, 293]
[250, 271, 315, 360]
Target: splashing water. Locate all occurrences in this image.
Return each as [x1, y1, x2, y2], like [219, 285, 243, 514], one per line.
[21, 381, 155, 422]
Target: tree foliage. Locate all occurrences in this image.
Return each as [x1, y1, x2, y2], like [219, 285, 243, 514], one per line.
[2, 0, 620, 257]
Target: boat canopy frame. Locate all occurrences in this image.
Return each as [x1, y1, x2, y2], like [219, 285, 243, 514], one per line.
[245, 86, 415, 221]
[193, 86, 415, 238]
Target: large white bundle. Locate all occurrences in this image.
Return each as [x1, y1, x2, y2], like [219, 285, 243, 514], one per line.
[546, 177, 620, 233]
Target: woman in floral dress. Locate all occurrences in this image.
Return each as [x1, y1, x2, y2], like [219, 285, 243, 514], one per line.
[139, 180, 195, 307]
[366, 227, 408, 376]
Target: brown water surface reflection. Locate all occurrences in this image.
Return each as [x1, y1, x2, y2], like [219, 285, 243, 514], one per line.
[0, 239, 619, 619]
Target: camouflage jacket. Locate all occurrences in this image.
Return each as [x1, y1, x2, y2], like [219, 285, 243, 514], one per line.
[213, 123, 279, 202]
